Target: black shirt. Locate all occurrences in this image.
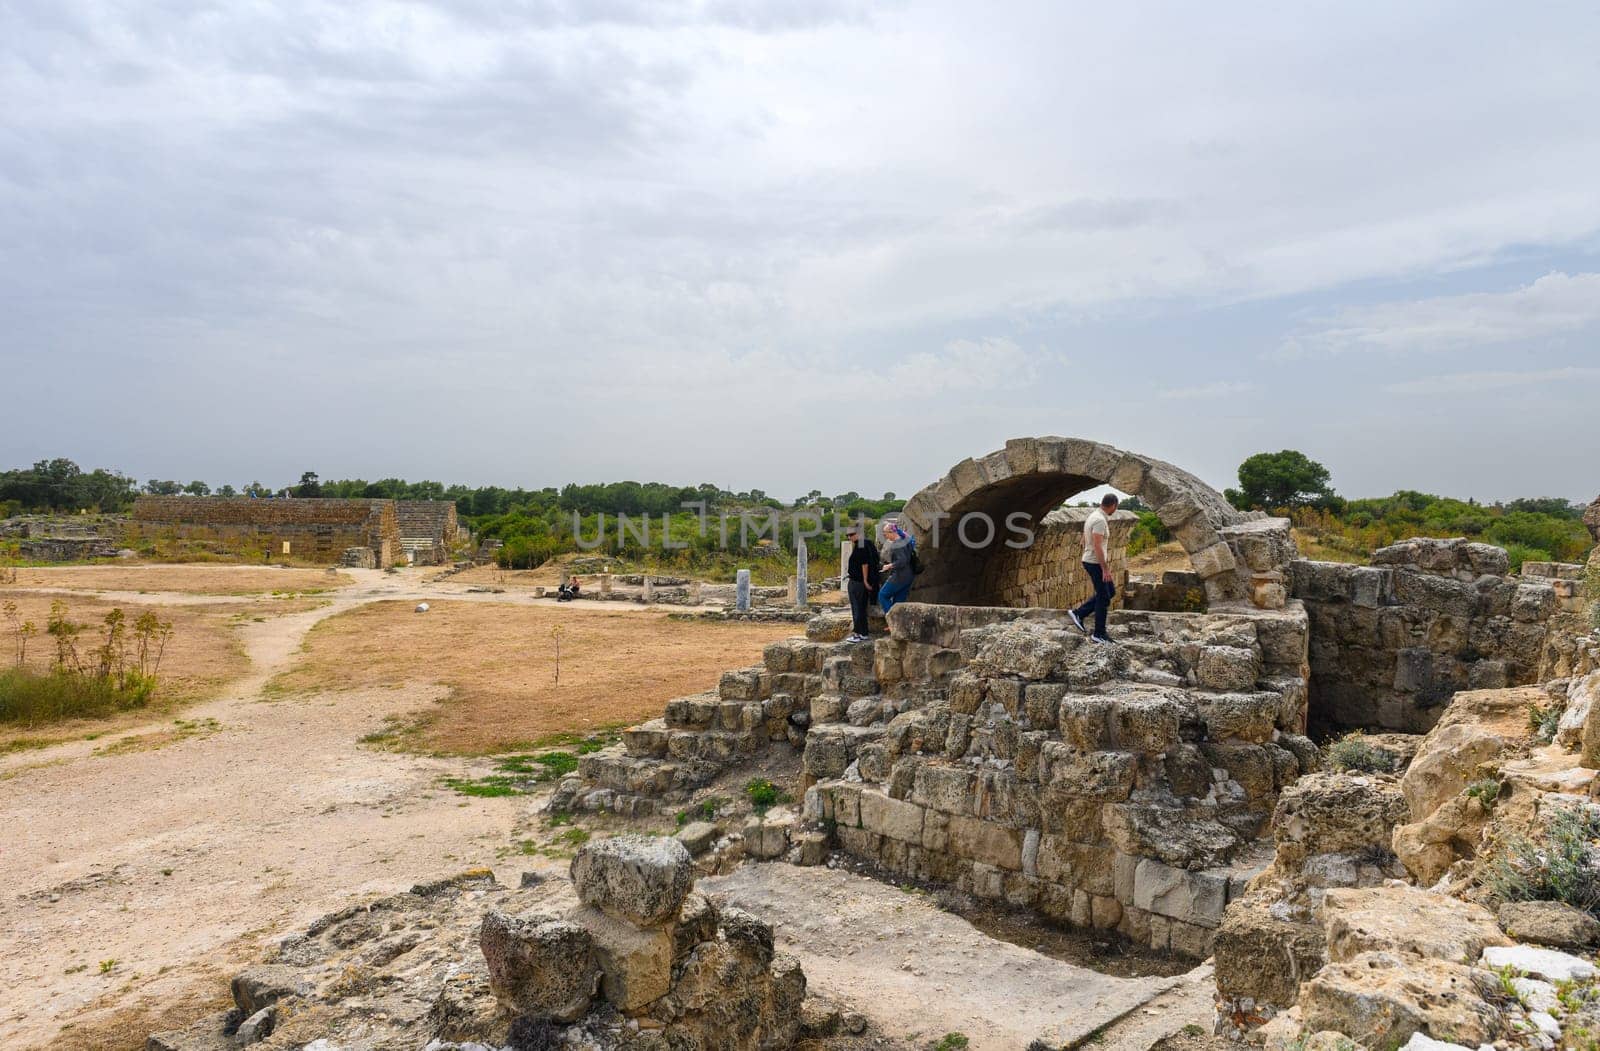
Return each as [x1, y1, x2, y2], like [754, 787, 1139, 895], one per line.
[847, 538, 881, 592]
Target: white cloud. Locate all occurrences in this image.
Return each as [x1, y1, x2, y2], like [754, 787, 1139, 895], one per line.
[1283, 272, 1600, 355]
[1157, 381, 1256, 400]
[1381, 366, 1600, 396]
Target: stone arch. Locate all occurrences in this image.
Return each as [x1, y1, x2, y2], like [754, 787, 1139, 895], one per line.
[897, 437, 1286, 608]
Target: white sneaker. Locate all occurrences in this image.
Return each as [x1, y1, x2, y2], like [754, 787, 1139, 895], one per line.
[1067, 610, 1087, 635]
[846, 633, 867, 643]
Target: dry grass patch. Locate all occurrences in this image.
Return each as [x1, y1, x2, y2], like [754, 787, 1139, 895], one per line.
[269, 600, 797, 753]
[0, 594, 255, 742]
[7, 564, 354, 596]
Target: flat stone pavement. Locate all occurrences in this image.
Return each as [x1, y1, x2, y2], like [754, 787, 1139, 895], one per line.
[704, 864, 1193, 1050]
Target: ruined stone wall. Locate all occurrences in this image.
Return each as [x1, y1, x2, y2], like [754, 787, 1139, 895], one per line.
[131, 496, 399, 567]
[984, 507, 1136, 610]
[800, 603, 1311, 957]
[396, 500, 458, 565]
[1290, 538, 1564, 733]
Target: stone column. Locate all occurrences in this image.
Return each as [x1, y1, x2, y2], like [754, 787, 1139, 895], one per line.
[786, 576, 797, 603]
[642, 575, 655, 603]
[600, 573, 612, 596]
[795, 542, 808, 610]
[840, 539, 851, 594]
[688, 581, 702, 604]
[736, 569, 751, 612]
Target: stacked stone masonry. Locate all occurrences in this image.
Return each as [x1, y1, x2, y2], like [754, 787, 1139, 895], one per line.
[1291, 537, 1565, 732]
[132, 495, 400, 568]
[984, 506, 1137, 611]
[802, 601, 1310, 958]
[397, 499, 459, 565]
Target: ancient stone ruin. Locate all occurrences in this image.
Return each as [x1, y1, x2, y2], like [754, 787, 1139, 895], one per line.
[130, 495, 462, 568]
[545, 439, 1600, 1051]
[151, 834, 806, 1050]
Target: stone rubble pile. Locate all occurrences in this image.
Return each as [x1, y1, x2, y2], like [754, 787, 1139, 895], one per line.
[149, 837, 808, 1051]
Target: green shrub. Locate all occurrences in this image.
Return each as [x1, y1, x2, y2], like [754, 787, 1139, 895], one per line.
[1528, 703, 1562, 745]
[0, 667, 155, 726]
[1466, 779, 1502, 809]
[1325, 732, 1398, 774]
[745, 778, 786, 813]
[934, 1035, 970, 1051]
[1484, 806, 1600, 916]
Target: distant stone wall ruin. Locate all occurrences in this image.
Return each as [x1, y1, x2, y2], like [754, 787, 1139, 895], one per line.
[131, 496, 399, 568]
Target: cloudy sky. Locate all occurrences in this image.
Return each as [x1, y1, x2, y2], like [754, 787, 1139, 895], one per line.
[5, 1, 1599, 502]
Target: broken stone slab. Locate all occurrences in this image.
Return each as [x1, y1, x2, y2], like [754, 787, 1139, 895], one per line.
[569, 834, 694, 927]
[230, 964, 310, 1016]
[1297, 951, 1502, 1050]
[571, 904, 675, 1014]
[1322, 885, 1508, 964]
[1481, 944, 1597, 983]
[478, 911, 598, 1023]
[675, 821, 720, 856]
[1272, 772, 1409, 874]
[1496, 900, 1600, 951]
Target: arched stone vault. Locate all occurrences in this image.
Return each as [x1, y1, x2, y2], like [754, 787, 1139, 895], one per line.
[898, 437, 1293, 608]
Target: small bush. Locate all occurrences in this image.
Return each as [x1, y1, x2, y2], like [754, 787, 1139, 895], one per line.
[1466, 779, 1502, 809]
[0, 667, 155, 725]
[1528, 703, 1562, 745]
[934, 1035, 970, 1051]
[1325, 732, 1397, 774]
[1484, 806, 1600, 916]
[745, 778, 786, 813]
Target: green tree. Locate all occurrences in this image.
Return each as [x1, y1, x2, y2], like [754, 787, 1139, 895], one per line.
[217, 484, 237, 498]
[1226, 450, 1336, 510]
[145, 479, 182, 496]
[183, 480, 211, 496]
[291, 471, 322, 498]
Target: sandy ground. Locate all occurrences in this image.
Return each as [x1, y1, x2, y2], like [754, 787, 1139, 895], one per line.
[7, 564, 355, 595]
[705, 864, 1192, 1051]
[0, 566, 796, 1050]
[269, 599, 799, 752]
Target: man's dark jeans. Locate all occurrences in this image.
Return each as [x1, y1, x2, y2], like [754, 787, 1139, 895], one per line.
[1071, 561, 1115, 639]
[847, 579, 876, 636]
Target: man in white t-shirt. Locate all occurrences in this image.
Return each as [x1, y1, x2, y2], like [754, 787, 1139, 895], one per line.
[1068, 493, 1119, 643]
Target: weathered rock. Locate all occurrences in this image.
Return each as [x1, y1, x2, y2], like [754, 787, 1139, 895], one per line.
[1272, 773, 1409, 874]
[1214, 893, 1327, 1010]
[675, 821, 720, 856]
[1481, 944, 1597, 983]
[1322, 885, 1507, 964]
[1496, 900, 1600, 950]
[478, 912, 598, 1023]
[1393, 794, 1490, 886]
[1297, 951, 1501, 1049]
[572, 904, 674, 1013]
[230, 964, 309, 1016]
[570, 834, 693, 927]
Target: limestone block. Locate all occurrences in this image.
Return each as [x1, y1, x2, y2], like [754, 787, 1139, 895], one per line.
[1198, 646, 1262, 691]
[1056, 696, 1113, 751]
[1108, 695, 1181, 751]
[1195, 692, 1280, 743]
[1272, 773, 1409, 873]
[1024, 682, 1067, 730]
[570, 834, 693, 928]
[1188, 541, 1238, 579]
[1104, 803, 1240, 870]
[1402, 720, 1513, 820]
[1132, 858, 1229, 927]
[1037, 785, 1106, 840]
[479, 912, 597, 1022]
[1496, 901, 1600, 951]
[1213, 894, 1327, 1009]
[743, 811, 796, 860]
[859, 790, 925, 843]
[1322, 885, 1507, 963]
[1043, 748, 1136, 801]
[947, 815, 1024, 870]
[1297, 952, 1502, 1050]
[675, 821, 720, 856]
[1481, 944, 1597, 983]
[1004, 437, 1042, 476]
[230, 965, 310, 1017]
[1037, 837, 1115, 895]
[673, 892, 720, 962]
[910, 764, 975, 815]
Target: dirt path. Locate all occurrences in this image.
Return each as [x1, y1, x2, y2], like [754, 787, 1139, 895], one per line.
[0, 580, 531, 1050]
[704, 864, 1189, 1050]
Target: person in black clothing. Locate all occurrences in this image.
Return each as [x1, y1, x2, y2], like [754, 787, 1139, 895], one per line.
[844, 523, 880, 642]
